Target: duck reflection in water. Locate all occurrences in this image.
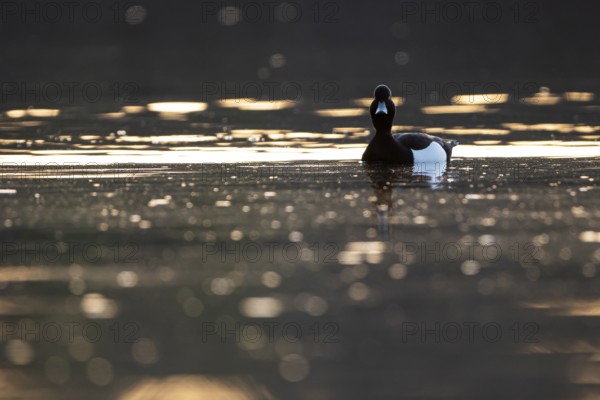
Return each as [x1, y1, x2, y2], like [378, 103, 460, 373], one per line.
[364, 161, 448, 238]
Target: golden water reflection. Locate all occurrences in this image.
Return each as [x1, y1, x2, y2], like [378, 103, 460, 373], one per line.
[120, 375, 274, 400]
[521, 88, 562, 105]
[314, 108, 368, 117]
[0, 142, 597, 164]
[565, 92, 595, 102]
[451, 93, 509, 105]
[147, 102, 208, 114]
[6, 109, 61, 118]
[217, 99, 294, 111]
[421, 105, 493, 114]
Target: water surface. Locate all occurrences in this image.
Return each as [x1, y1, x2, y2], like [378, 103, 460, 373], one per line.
[1, 101, 600, 399]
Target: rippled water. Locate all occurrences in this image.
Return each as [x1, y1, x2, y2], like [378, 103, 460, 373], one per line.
[1, 100, 600, 399]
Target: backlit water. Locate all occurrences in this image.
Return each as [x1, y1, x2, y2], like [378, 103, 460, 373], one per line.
[1, 98, 600, 399]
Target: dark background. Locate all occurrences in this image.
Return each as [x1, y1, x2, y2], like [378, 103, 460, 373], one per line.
[1, 0, 599, 107]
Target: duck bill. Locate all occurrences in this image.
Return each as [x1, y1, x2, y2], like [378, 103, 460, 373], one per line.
[375, 101, 388, 115]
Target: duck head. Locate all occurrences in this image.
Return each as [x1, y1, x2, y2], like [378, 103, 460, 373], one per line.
[370, 84, 395, 132]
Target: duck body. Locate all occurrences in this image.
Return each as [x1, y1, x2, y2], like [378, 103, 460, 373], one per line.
[361, 85, 458, 164]
[362, 132, 458, 164]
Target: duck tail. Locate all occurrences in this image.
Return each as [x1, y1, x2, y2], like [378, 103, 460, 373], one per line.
[448, 139, 459, 148]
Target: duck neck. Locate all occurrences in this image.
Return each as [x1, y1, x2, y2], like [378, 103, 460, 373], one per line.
[375, 129, 393, 136]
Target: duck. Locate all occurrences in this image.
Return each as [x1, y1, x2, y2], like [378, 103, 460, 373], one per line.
[361, 84, 458, 164]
